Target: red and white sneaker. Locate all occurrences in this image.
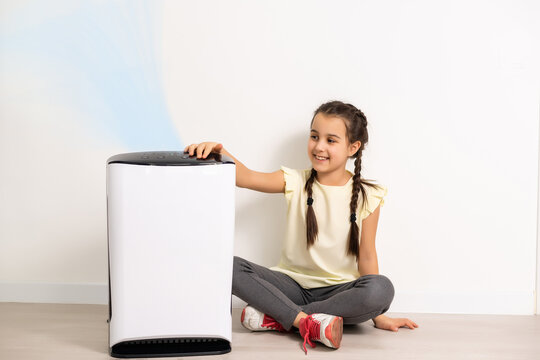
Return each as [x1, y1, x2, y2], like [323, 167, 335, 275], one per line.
[299, 314, 343, 354]
[240, 305, 287, 332]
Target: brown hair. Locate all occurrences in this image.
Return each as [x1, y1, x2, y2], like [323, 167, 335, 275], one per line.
[304, 100, 384, 262]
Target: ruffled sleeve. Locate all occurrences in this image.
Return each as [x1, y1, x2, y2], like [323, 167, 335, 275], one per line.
[280, 166, 298, 203]
[359, 184, 388, 220]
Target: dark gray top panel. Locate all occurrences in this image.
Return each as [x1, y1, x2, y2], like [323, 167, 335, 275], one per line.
[107, 151, 235, 166]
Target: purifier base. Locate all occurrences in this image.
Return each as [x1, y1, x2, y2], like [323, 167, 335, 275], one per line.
[110, 337, 231, 358]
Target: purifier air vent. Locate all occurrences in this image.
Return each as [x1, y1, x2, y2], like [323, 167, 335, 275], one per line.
[111, 337, 230, 358]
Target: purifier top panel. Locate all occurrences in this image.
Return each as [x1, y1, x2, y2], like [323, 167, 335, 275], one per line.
[107, 151, 235, 166]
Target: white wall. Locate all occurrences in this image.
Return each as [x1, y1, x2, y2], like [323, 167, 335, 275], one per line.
[1, 0, 539, 315]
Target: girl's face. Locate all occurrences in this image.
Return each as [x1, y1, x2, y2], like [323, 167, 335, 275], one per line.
[308, 112, 361, 174]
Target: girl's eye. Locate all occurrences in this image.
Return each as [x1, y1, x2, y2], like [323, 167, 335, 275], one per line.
[311, 135, 318, 140]
[328, 139, 335, 143]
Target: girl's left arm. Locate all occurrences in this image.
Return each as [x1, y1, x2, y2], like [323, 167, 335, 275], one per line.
[358, 204, 381, 275]
[359, 205, 420, 331]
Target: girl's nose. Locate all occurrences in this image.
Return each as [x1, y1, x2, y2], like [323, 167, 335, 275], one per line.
[314, 143, 326, 152]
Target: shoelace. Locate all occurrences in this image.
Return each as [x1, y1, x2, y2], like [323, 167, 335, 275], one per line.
[261, 314, 286, 332]
[300, 315, 321, 354]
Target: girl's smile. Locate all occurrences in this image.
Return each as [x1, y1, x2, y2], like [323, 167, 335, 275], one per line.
[314, 155, 329, 162]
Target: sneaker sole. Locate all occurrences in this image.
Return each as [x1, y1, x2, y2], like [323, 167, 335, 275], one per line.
[325, 316, 343, 348]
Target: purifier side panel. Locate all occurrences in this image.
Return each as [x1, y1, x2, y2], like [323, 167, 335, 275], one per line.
[108, 163, 235, 347]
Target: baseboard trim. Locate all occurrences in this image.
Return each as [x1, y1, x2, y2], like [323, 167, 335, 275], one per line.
[0, 282, 107, 305]
[0, 283, 535, 314]
[391, 289, 536, 315]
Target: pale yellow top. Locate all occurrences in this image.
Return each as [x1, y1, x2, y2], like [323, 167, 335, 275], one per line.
[270, 166, 388, 289]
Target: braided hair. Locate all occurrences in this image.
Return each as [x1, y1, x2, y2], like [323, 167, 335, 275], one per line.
[304, 100, 384, 262]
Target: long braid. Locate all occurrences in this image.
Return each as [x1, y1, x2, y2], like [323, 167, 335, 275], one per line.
[347, 109, 368, 260]
[347, 155, 367, 260]
[304, 168, 318, 247]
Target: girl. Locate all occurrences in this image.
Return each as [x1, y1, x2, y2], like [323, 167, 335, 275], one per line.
[184, 100, 418, 354]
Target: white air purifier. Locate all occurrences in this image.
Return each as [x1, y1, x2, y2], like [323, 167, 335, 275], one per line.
[106, 151, 236, 358]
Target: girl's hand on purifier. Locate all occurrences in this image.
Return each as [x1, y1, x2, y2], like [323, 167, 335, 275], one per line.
[373, 314, 419, 332]
[184, 142, 224, 159]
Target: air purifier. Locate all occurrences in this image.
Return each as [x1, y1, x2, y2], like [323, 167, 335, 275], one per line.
[106, 151, 236, 358]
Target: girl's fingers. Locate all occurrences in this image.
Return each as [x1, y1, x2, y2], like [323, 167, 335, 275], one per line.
[187, 144, 198, 155]
[184, 142, 221, 158]
[202, 143, 221, 158]
[407, 320, 418, 329]
[199, 143, 211, 158]
[202, 145, 212, 158]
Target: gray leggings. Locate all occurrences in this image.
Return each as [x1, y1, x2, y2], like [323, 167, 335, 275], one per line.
[232, 256, 395, 331]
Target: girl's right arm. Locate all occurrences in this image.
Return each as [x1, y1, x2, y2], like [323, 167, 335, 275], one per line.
[184, 142, 285, 194]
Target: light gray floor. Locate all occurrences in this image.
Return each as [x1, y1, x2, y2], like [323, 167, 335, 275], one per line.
[0, 302, 539, 359]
